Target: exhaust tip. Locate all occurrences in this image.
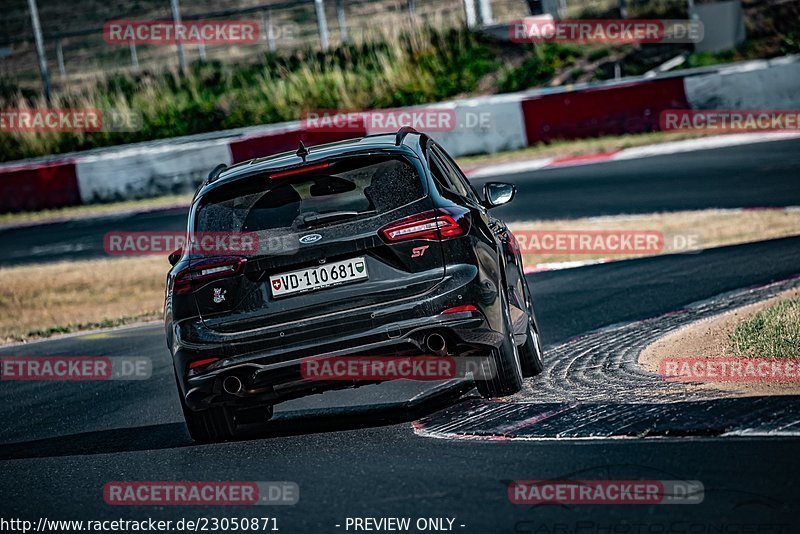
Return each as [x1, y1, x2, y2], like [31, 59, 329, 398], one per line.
[425, 333, 447, 355]
[222, 375, 243, 395]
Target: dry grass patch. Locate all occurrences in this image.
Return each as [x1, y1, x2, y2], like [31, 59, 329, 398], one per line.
[0, 256, 168, 344]
[509, 208, 800, 267]
[2, 207, 799, 345]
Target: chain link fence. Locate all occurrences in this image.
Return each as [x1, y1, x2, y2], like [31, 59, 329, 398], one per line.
[0, 0, 535, 88]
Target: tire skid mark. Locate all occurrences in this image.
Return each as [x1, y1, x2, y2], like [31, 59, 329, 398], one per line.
[416, 276, 800, 440]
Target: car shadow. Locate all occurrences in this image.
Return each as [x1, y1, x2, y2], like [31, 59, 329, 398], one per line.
[0, 382, 475, 460]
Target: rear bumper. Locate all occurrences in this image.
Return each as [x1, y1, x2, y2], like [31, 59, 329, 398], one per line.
[171, 265, 505, 410]
[178, 312, 501, 410]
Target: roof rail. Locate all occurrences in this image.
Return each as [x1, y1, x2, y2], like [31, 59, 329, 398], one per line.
[395, 126, 418, 146]
[207, 163, 227, 184]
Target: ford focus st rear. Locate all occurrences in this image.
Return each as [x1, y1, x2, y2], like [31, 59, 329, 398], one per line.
[165, 130, 544, 441]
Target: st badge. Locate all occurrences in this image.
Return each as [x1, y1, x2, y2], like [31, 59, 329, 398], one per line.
[212, 288, 226, 304]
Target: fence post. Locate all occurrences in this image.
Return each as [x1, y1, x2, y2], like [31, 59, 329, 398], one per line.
[336, 0, 348, 43]
[407, 0, 417, 27]
[26, 0, 51, 100]
[314, 0, 330, 50]
[262, 10, 277, 52]
[619, 0, 628, 18]
[170, 0, 187, 75]
[129, 41, 139, 70]
[463, 0, 477, 28]
[198, 42, 207, 62]
[476, 0, 493, 25]
[56, 38, 66, 79]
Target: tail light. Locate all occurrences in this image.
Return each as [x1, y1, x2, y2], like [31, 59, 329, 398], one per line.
[188, 357, 220, 371]
[269, 162, 329, 179]
[441, 304, 478, 315]
[380, 208, 470, 242]
[173, 256, 247, 295]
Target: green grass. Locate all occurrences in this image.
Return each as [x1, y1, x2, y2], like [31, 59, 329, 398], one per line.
[498, 44, 580, 93]
[2, 1, 797, 164]
[728, 299, 800, 359]
[0, 27, 504, 162]
[1, 26, 601, 163]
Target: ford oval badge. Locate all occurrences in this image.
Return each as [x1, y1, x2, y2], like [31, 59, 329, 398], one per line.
[299, 234, 323, 244]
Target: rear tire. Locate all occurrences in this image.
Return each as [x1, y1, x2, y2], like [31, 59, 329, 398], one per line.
[183, 405, 237, 442]
[518, 277, 545, 378]
[475, 290, 524, 398]
[519, 321, 545, 378]
[175, 374, 237, 442]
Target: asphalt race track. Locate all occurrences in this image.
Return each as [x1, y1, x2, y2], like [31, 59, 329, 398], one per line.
[1, 139, 799, 532]
[1, 138, 799, 267]
[483, 137, 800, 220]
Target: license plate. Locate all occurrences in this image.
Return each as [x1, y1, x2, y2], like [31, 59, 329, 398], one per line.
[269, 257, 368, 298]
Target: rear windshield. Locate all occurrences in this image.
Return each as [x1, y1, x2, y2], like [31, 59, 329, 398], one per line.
[196, 155, 424, 233]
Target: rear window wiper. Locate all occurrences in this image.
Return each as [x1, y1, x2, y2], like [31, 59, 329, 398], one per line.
[300, 210, 376, 228]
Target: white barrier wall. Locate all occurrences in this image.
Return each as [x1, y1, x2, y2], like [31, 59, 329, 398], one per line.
[75, 139, 233, 203]
[3, 55, 797, 209]
[685, 56, 800, 110]
[365, 95, 529, 158]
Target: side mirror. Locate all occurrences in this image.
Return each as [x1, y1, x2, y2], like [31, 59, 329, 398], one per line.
[483, 182, 516, 208]
[168, 248, 183, 266]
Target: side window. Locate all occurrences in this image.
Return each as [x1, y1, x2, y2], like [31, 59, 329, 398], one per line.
[428, 151, 460, 199]
[433, 145, 479, 203]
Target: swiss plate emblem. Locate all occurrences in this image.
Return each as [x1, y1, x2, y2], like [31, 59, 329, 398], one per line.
[212, 288, 226, 304]
[355, 262, 365, 273]
[272, 279, 282, 291]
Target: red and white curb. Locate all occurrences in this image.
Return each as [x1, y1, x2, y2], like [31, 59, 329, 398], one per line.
[2, 56, 798, 211]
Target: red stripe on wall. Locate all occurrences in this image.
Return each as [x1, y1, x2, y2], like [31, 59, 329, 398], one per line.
[229, 126, 369, 164]
[0, 160, 80, 212]
[521, 78, 689, 144]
